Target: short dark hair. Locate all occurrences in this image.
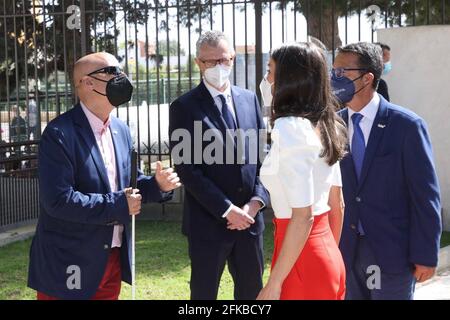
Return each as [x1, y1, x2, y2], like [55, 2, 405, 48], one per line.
[337, 42, 383, 90]
[375, 42, 391, 51]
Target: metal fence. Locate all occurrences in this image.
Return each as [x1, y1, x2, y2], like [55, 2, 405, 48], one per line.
[0, 0, 448, 231]
[0, 140, 39, 232]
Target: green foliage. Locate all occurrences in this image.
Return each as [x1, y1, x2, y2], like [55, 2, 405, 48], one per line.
[0, 1, 207, 100]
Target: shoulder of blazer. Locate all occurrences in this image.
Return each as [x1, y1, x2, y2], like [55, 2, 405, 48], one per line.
[231, 85, 255, 99]
[380, 96, 422, 126]
[168, 82, 206, 116]
[43, 103, 81, 134]
[176, 82, 206, 104]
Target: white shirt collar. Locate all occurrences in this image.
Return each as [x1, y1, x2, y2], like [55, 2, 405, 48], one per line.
[203, 79, 232, 100]
[348, 93, 380, 122]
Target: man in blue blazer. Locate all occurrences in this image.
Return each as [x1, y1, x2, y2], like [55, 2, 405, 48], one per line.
[169, 31, 269, 300]
[28, 52, 180, 299]
[332, 42, 442, 300]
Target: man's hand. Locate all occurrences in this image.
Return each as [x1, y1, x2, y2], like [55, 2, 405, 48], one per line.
[227, 200, 262, 230]
[241, 200, 262, 219]
[155, 161, 181, 192]
[125, 188, 142, 216]
[226, 205, 255, 231]
[414, 264, 436, 283]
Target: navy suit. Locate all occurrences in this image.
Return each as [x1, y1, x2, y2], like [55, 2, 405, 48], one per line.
[339, 95, 442, 299]
[28, 104, 172, 299]
[169, 81, 269, 299]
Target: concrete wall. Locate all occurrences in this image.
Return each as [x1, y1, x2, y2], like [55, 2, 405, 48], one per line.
[378, 26, 450, 231]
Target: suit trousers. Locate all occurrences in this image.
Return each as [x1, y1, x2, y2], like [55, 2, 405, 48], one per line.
[188, 231, 264, 300]
[345, 235, 416, 300]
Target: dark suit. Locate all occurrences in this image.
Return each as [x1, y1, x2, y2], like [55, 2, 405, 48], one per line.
[169, 81, 269, 299]
[28, 104, 172, 299]
[339, 95, 442, 299]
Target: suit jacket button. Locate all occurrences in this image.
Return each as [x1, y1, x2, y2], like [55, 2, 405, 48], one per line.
[238, 188, 243, 192]
[104, 244, 109, 250]
[350, 224, 356, 230]
[355, 197, 362, 203]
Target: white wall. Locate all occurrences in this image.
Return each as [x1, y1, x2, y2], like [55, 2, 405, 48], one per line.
[378, 26, 450, 231]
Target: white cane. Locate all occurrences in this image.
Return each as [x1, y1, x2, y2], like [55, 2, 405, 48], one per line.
[131, 214, 136, 300]
[130, 150, 138, 300]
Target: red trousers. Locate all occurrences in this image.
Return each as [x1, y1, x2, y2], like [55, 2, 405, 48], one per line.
[37, 248, 122, 300]
[272, 212, 346, 300]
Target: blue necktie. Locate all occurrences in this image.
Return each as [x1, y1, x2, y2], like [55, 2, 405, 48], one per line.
[351, 113, 366, 235]
[218, 94, 236, 130]
[351, 113, 365, 179]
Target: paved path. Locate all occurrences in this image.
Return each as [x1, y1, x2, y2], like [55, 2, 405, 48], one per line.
[415, 267, 450, 300]
[0, 224, 35, 247]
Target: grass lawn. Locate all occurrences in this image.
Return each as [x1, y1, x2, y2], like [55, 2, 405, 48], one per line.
[1, 222, 449, 300]
[0, 221, 274, 300]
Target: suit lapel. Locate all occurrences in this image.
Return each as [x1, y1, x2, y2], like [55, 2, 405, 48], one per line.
[341, 153, 358, 190]
[197, 82, 237, 150]
[339, 108, 358, 188]
[197, 82, 227, 132]
[340, 108, 349, 127]
[73, 104, 111, 192]
[357, 96, 389, 192]
[109, 118, 125, 190]
[232, 87, 246, 130]
[232, 87, 249, 162]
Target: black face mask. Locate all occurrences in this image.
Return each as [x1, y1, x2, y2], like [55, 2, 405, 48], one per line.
[89, 74, 133, 106]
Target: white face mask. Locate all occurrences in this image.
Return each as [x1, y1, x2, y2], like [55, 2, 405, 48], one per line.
[259, 74, 273, 107]
[204, 64, 232, 89]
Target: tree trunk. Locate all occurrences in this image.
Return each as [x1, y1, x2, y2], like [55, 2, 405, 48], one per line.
[306, 7, 342, 51]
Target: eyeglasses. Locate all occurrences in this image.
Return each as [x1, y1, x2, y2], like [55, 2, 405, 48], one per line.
[88, 66, 123, 76]
[331, 67, 368, 79]
[199, 57, 234, 68]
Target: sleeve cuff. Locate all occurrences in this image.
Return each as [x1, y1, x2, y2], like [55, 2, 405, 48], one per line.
[221, 198, 265, 218]
[159, 190, 174, 203]
[222, 204, 234, 218]
[251, 196, 266, 210]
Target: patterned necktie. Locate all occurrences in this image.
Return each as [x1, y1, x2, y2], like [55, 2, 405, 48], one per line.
[351, 113, 366, 235]
[218, 94, 236, 130]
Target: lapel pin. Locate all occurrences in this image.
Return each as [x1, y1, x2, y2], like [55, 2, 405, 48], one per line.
[377, 124, 386, 129]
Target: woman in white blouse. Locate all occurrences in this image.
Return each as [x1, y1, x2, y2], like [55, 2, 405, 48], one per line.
[257, 43, 347, 300]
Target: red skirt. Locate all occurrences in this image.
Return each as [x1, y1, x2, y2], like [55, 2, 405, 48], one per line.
[272, 212, 346, 300]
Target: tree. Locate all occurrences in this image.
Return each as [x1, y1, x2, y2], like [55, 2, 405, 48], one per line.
[0, 0, 209, 101]
[158, 40, 186, 57]
[1, 0, 448, 102]
[266, 0, 450, 50]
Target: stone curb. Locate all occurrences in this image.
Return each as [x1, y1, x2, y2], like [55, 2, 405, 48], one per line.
[0, 225, 36, 247]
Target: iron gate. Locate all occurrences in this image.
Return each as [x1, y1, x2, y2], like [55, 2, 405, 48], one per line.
[0, 0, 448, 231]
